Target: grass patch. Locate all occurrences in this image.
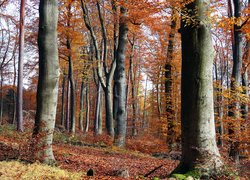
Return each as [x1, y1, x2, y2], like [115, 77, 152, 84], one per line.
[0, 161, 83, 180]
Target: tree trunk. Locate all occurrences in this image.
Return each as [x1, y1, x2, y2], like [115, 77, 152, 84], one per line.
[32, 0, 59, 165]
[16, 0, 25, 132]
[60, 74, 66, 126]
[67, 38, 76, 134]
[142, 76, 148, 131]
[85, 83, 90, 132]
[79, 79, 85, 132]
[113, 6, 128, 147]
[65, 78, 70, 131]
[105, 86, 114, 137]
[173, 0, 223, 174]
[94, 82, 102, 135]
[228, 0, 243, 162]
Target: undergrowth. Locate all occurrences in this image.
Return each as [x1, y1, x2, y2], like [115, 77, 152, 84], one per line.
[0, 161, 83, 179]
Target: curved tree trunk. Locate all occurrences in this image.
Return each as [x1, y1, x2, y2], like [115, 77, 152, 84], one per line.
[173, 0, 223, 175]
[33, 0, 59, 165]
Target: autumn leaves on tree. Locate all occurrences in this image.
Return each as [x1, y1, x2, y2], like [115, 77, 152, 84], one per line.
[0, 0, 249, 178]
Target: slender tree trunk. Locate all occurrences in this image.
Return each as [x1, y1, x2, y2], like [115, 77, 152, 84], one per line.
[60, 74, 66, 126]
[0, 75, 3, 124]
[98, 89, 103, 134]
[65, 79, 70, 131]
[129, 39, 137, 136]
[142, 76, 148, 131]
[85, 83, 90, 132]
[173, 0, 223, 174]
[79, 79, 85, 132]
[16, 0, 25, 132]
[228, 0, 243, 162]
[165, 9, 177, 150]
[12, 55, 17, 124]
[67, 39, 76, 134]
[94, 82, 102, 135]
[113, 6, 128, 147]
[33, 0, 59, 165]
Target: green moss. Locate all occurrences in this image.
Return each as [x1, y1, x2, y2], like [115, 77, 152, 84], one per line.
[185, 169, 201, 179]
[172, 173, 187, 180]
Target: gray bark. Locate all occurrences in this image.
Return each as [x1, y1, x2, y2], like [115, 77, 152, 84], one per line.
[33, 0, 59, 165]
[16, 0, 25, 132]
[85, 83, 90, 132]
[173, 0, 223, 174]
[79, 80, 85, 132]
[60, 74, 66, 126]
[94, 82, 102, 135]
[113, 6, 128, 147]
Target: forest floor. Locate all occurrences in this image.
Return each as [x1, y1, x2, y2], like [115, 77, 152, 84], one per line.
[0, 124, 249, 179]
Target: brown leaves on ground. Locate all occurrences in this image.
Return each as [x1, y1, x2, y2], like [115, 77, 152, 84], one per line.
[54, 143, 178, 179]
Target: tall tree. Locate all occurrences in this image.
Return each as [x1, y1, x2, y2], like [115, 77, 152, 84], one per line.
[16, 0, 25, 132]
[80, 0, 116, 137]
[173, 0, 223, 175]
[165, 9, 177, 150]
[113, 5, 128, 147]
[228, 0, 243, 162]
[32, 0, 59, 165]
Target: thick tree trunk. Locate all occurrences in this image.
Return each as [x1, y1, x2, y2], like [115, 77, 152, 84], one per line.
[16, 0, 25, 132]
[105, 86, 114, 137]
[173, 0, 223, 174]
[113, 6, 128, 147]
[33, 0, 59, 165]
[79, 80, 85, 132]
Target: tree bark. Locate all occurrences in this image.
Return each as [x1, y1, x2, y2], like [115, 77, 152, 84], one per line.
[79, 79, 85, 132]
[67, 38, 76, 134]
[33, 0, 59, 165]
[173, 0, 223, 174]
[16, 0, 25, 132]
[228, 0, 243, 162]
[60, 73, 66, 126]
[113, 6, 128, 147]
[85, 83, 90, 132]
[94, 82, 102, 135]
